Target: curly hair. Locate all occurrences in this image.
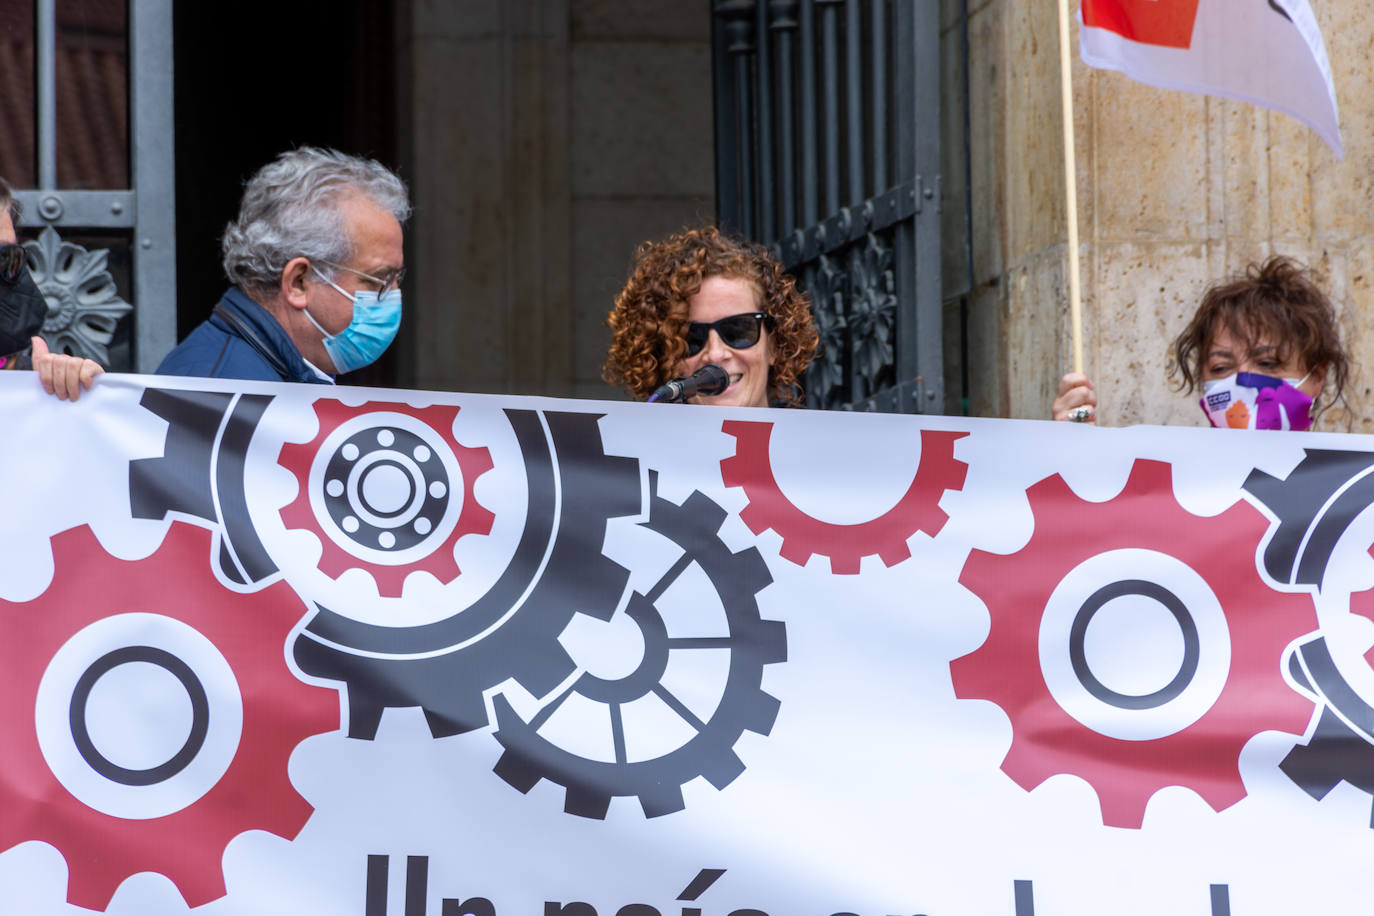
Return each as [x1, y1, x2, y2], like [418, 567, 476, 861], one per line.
[603, 226, 819, 405]
[1170, 255, 1348, 419]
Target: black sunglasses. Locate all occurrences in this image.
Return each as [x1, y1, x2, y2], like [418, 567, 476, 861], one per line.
[685, 311, 771, 357]
[0, 244, 28, 285]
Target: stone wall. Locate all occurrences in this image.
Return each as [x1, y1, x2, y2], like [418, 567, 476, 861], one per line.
[403, 0, 713, 399]
[964, 0, 1374, 430]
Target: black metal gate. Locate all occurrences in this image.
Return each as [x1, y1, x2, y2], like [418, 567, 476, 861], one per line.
[712, 0, 941, 413]
[5, 0, 175, 372]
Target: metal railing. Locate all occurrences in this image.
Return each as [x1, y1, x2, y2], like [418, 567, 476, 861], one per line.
[712, 0, 942, 413]
[11, 0, 175, 372]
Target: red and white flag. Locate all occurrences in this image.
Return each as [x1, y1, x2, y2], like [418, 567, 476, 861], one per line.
[1079, 0, 1342, 158]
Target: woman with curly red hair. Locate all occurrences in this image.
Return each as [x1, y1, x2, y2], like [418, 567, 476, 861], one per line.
[1053, 255, 1349, 430]
[603, 226, 819, 408]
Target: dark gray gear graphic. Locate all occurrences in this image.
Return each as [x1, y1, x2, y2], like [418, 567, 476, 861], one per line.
[1244, 447, 1374, 588]
[128, 388, 279, 585]
[293, 409, 641, 739]
[1244, 449, 1374, 820]
[1281, 636, 1374, 824]
[490, 472, 786, 819]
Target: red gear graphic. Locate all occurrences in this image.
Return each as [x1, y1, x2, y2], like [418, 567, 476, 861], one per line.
[279, 398, 495, 596]
[720, 420, 968, 573]
[1350, 571, 1374, 666]
[0, 523, 337, 910]
[950, 459, 1314, 828]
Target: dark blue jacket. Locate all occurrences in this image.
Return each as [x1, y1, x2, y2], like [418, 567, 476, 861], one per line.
[156, 287, 332, 384]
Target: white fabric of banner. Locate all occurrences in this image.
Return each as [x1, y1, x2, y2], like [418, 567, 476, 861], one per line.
[1079, 0, 1342, 158]
[3, 373, 1374, 915]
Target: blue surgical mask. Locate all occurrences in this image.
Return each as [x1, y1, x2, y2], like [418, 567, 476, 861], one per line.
[306, 265, 402, 373]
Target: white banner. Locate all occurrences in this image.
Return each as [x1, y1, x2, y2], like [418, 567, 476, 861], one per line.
[1079, 0, 1342, 158]
[3, 373, 1374, 915]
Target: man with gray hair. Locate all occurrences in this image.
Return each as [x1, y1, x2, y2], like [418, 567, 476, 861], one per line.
[156, 146, 410, 382]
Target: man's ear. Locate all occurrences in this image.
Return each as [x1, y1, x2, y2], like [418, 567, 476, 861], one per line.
[280, 257, 313, 310]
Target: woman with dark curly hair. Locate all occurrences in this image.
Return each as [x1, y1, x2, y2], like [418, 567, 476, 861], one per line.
[603, 226, 819, 409]
[1053, 255, 1348, 430]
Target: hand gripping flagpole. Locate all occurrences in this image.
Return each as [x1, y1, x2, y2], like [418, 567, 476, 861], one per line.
[1058, 0, 1084, 374]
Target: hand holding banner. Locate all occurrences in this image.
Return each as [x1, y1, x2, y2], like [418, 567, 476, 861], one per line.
[7, 374, 1374, 913]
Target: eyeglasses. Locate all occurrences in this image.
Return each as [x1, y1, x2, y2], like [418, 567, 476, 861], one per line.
[314, 258, 405, 297]
[0, 244, 29, 285]
[685, 311, 770, 357]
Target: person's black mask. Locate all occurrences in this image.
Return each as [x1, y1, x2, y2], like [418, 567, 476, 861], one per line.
[0, 259, 49, 357]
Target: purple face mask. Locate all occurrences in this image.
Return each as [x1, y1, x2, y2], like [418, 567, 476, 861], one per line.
[1199, 371, 1314, 431]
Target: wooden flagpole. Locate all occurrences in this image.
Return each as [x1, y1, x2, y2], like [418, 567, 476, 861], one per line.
[1058, 0, 1084, 374]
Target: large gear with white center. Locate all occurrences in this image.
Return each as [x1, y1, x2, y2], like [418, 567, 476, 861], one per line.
[951, 459, 1315, 827]
[127, 390, 642, 740]
[278, 398, 496, 596]
[0, 523, 337, 911]
[293, 409, 641, 738]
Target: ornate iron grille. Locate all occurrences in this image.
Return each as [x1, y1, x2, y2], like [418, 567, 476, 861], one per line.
[712, 0, 941, 413]
[7, 0, 175, 372]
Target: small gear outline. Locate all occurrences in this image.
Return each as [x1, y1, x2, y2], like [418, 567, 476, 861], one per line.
[950, 458, 1315, 828]
[720, 419, 967, 573]
[0, 522, 337, 910]
[490, 471, 785, 819]
[292, 409, 640, 739]
[279, 398, 495, 597]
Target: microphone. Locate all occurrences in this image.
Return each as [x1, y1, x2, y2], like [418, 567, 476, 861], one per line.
[647, 364, 729, 403]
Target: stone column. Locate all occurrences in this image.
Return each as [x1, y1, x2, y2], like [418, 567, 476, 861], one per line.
[568, 0, 715, 399]
[407, 0, 573, 396]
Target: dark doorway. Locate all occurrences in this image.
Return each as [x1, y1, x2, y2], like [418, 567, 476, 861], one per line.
[172, 1, 405, 386]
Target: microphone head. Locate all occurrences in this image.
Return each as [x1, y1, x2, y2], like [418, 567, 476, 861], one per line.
[694, 364, 729, 396]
